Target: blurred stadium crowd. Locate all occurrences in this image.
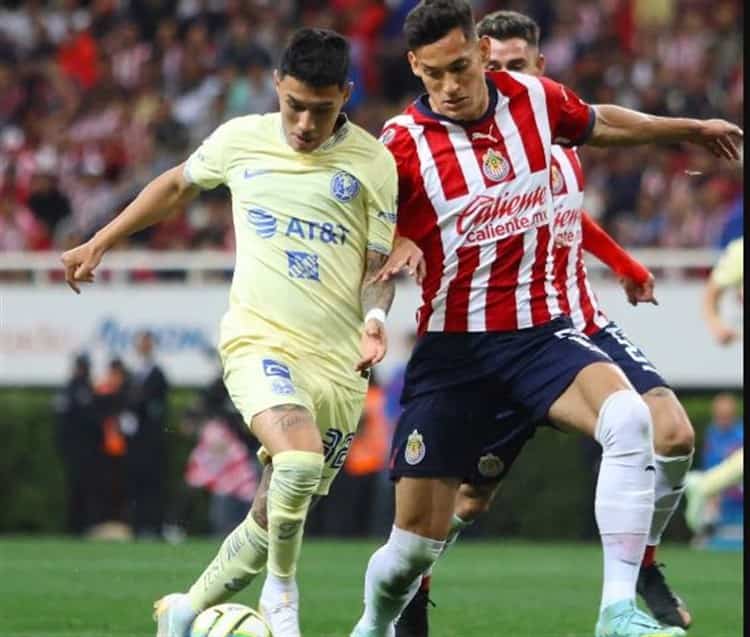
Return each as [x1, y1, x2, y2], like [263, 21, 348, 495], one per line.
[0, 0, 743, 253]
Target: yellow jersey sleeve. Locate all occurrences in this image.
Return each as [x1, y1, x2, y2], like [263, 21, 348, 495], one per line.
[711, 238, 743, 289]
[365, 154, 398, 256]
[184, 118, 249, 189]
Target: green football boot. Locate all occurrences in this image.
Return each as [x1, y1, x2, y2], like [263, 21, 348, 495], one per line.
[596, 599, 687, 637]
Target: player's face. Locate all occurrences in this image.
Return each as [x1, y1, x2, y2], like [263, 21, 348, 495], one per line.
[484, 36, 545, 76]
[408, 27, 490, 121]
[275, 72, 352, 152]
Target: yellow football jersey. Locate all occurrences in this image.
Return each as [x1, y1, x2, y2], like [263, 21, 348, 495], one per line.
[184, 113, 398, 390]
[711, 237, 743, 290]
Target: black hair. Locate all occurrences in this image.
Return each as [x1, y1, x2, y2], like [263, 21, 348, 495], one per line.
[476, 10, 540, 47]
[404, 0, 476, 50]
[278, 28, 350, 88]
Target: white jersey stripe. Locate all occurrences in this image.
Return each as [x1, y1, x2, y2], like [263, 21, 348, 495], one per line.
[515, 230, 537, 329]
[444, 122, 492, 331]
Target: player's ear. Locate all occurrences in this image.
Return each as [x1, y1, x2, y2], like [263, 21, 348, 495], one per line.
[342, 81, 353, 104]
[478, 35, 491, 65]
[536, 53, 546, 75]
[273, 69, 282, 89]
[407, 50, 420, 77]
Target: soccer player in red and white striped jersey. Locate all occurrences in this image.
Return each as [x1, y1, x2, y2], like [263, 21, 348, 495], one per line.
[351, 3, 741, 637]
[394, 11, 699, 636]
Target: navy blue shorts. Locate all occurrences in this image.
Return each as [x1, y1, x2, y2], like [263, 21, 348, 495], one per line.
[390, 316, 611, 481]
[591, 322, 669, 394]
[459, 321, 670, 486]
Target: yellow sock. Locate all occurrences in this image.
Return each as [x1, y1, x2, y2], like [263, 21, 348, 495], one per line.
[267, 450, 324, 578]
[702, 448, 744, 496]
[187, 515, 268, 610]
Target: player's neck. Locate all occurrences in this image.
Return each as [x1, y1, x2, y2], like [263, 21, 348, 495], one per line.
[428, 82, 490, 122]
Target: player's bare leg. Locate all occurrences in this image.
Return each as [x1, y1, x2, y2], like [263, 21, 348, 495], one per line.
[155, 406, 323, 637]
[351, 477, 457, 637]
[252, 405, 324, 637]
[394, 482, 498, 637]
[550, 363, 685, 636]
[637, 388, 694, 629]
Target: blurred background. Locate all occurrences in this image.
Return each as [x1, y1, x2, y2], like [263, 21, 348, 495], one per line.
[0, 0, 743, 549]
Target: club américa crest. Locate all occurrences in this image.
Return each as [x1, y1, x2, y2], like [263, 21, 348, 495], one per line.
[482, 148, 511, 182]
[330, 171, 360, 202]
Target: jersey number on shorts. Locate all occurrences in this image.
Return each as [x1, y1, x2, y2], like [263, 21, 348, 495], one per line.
[554, 327, 608, 357]
[323, 428, 355, 469]
[604, 325, 658, 374]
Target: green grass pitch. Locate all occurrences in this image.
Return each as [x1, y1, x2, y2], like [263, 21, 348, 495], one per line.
[0, 538, 742, 637]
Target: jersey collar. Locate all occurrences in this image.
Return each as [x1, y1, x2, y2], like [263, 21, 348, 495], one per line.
[414, 78, 498, 127]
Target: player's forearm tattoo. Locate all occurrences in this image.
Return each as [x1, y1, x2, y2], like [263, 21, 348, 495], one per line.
[361, 250, 395, 316]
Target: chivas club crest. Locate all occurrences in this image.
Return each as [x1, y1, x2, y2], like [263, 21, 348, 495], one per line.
[477, 453, 505, 478]
[482, 148, 511, 182]
[550, 163, 564, 195]
[404, 429, 426, 465]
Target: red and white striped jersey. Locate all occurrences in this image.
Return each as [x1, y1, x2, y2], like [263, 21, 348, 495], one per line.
[382, 71, 594, 334]
[549, 145, 609, 336]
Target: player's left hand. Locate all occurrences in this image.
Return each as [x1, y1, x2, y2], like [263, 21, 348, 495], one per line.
[374, 236, 426, 284]
[693, 119, 743, 161]
[621, 272, 658, 306]
[355, 318, 388, 372]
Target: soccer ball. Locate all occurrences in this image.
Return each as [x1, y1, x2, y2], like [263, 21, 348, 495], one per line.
[190, 603, 272, 637]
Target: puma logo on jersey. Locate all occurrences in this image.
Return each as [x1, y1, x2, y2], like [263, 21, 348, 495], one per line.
[471, 124, 498, 143]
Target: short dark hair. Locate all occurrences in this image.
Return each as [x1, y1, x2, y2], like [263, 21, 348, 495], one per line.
[279, 28, 350, 88]
[476, 10, 540, 47]
[404, 0, 476, 51]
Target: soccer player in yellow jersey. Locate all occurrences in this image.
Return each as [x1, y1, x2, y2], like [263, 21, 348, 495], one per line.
[61, 29, 400, 637]
[686, 237, 744, 532]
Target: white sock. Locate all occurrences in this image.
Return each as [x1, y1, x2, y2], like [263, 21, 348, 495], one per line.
[649, 453, 693, 545]
[594, 390, 655, 611]
[357, 526, 444, 632]
[601, 534, 647, 610]
[261, 571, 298, 600]
[423, 514, 472, 578]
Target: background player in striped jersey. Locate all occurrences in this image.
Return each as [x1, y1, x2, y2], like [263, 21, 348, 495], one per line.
[62, 28, 399, 637]
[394, 11, 697, 635]
[350, 2, 741, 636]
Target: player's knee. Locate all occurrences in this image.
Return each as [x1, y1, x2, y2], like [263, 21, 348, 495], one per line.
[595, 390, 653, 461]
[269, 450, 324, 505]
[648, 392, 695, 457]
[456, 484, 497, 521]
[380, 527, 444, 591]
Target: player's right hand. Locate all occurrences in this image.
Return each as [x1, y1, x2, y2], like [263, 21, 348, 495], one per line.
[693, 119, 743, 161]
[621, 272, 658, 306]
[710, 321, 739, 346]
[375, 236, 426, 284]
[61, 240, 104, 294]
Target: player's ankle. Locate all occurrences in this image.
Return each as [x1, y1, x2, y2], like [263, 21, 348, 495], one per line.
[641, 545, 657, 568]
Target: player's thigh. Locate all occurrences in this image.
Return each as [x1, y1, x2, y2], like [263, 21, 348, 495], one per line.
[590, 323, 694, 455]
[502, 317, 629, 435]
[395, 476, 460, 540]
[312, 383, 367, 497]
[222, 350, 321, 454]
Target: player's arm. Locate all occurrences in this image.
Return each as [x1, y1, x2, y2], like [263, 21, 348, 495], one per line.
[61, 165, 200, 293]
[703, 279, 737, 345]
[702, 241, 742, 345]
[356, 249, 396, 372]
[580, 212, 656, 306]
[587, 105, 743, 160]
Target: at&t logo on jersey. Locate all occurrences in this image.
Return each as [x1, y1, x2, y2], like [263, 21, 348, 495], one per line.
[482, 148, 511, 182]
[330, 171, 360, 202]
[247, 208, 277, 238]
